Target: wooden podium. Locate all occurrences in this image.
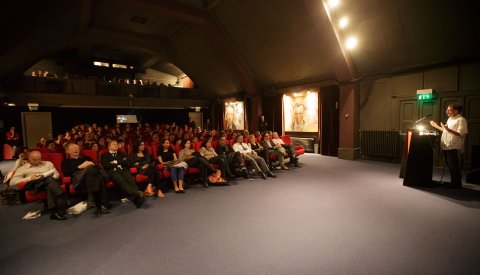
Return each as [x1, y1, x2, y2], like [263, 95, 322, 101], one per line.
[400, 129, 438, 186]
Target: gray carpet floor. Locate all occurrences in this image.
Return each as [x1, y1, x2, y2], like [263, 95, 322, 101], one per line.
[0, 154, 479, 274]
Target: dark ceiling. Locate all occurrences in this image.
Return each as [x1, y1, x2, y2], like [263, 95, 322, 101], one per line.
[0, 0, 478, 96]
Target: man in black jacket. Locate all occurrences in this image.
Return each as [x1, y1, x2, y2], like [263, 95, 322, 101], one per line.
[62, 143, 110, 214]
[100, 140, 145, 208]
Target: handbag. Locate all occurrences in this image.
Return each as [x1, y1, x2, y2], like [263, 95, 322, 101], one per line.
[208, 170, 226, 184]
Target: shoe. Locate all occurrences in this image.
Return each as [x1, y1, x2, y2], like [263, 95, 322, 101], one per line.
[50, 212, 68, 220]
[259, 172, 267, 180]
[267, 172, 277, 178]
[157, 190, 165, 198]
[242, 169, 250, 179]
[294, 162, 302, 168]
[204, 181, 209, 188]
[95, 206, 110, 214]
[102, 202, 112, 210]
[134, 195, 145, 208]
[444, 182, 462, 189]
[281, 165, 289, 170]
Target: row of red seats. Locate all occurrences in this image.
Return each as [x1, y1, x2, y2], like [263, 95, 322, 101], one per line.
[15, 135, 304, 203]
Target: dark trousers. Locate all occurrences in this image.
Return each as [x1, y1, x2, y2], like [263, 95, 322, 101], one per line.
[108, 169, 139, 200]
[44, 177, 66, 214]
[208, 155, 232, 177]
[283, 145, 297, 163]
[139, 165, 159, 188]
[82, 167, 107, 206]
[444, 149, 462, 185]
[187, 157, 214, 183]
[256, 149, 270, 167]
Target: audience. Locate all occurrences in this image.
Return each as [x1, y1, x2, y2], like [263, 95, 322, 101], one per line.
[3, 118, 305, 219]
[62, 143, 110, 214]
[157, 138, 186, 193]
[232, 135, 276, 180]
[101, 140, 145, 208]
[129, 140, 163, 198]
[10, 151, 68, 220]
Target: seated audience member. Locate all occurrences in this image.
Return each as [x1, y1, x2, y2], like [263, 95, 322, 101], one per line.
[45, 140, 60, 153]
[129, 140, 164, 198]
[3, 147, 30, 186]
[157, 138, 186, 193]
[90, 142, 99, 152]
[6, 127, 21, 154]
[62, 143, 110, 214]
[98, 137, 107, 151]
[199, 139, 235, 181]
[36, 137, 47, 149]
[179, 139, 216, 188]
[232, 135, 276, 179]
[271, 132, 301, 167]
[10, 151, 68, 220]
[248, 134, 271, 170]
[101, 140, 145, 208]
[75, 138, 85, 150]
[216, 135, 248, 179]
[261, 132, 289, 170]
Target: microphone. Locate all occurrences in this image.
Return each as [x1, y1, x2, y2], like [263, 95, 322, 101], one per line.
[415, 114, 432, 124]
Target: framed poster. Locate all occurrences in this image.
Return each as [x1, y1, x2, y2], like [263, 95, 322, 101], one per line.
[283, 91, 318, 132]
[224, 101, 244, 130]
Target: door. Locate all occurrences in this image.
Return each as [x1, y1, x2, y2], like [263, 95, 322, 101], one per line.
[320, 86, 340, 156]
[21, 112, 52, 149]
[188, 112, 203, 129]
[399, 100, 418, 132]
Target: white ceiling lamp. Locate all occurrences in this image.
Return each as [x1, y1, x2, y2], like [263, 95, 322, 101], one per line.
[339, 17, 349, 29]
[346, 36, 358, 50]
[328, 0, 340, 9]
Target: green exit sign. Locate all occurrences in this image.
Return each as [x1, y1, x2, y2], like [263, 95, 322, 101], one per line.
[417, 94, 433, 100]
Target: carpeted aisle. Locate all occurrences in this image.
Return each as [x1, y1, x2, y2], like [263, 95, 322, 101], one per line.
[0, 154, 479, 274]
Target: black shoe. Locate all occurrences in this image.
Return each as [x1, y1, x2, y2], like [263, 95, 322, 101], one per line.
[242, 169, 250, 179]
[134, 195, 145, 208]
[95, 206, 110, 214]
[102, 201, 112, 210]
[267, 172, 277, 178]
[50, 212, 68, 220]
[259, 172, 267, 180]
[294, 162, 302, 168]
[444, 182, 462, 189]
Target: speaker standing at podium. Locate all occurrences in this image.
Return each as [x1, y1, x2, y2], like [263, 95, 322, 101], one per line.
[430, 104, 468, 188]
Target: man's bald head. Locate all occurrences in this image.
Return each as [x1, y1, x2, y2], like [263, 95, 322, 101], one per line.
[28, 151, 42, 166]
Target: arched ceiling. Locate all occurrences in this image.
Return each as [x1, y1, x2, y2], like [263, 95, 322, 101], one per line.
[0, 0, 478, 97]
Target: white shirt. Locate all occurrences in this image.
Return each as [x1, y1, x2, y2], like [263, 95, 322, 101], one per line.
[271, 138, 285, 146]
[232, 142, 252, 154]
[10, 161, 60, 187]
[441, 114, 468, 153]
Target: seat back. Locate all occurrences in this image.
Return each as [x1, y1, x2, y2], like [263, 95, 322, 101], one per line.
[42, 152, 65, 177]
[3, 144, 14, 160]
[193, 141, 203, 152]
[80, 149, 98, 164]
[280, 135, 292, 145]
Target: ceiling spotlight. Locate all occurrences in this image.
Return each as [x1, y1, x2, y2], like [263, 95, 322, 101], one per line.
[339, 17, 349, 28]
[346, 36, 358, 50]
[328, 0, 340, 9]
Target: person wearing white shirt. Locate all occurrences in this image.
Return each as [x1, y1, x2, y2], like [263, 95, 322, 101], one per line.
[10, 150, 68, 220]
[271, 132, 301, 167]
[430, 104, 468, 188]
[232, 135, 275, 179]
